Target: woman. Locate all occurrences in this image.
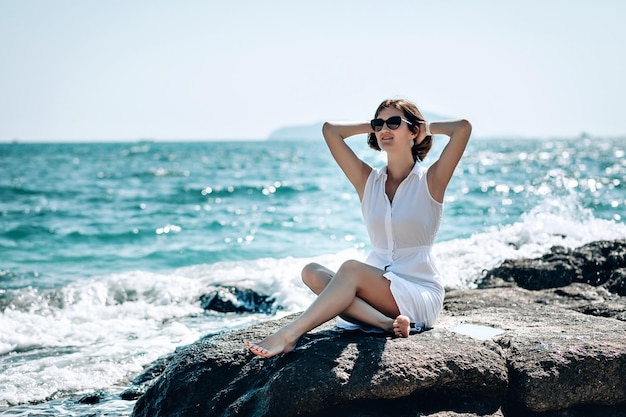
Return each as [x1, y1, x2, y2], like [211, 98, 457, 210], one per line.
[245, 98, 471, 358]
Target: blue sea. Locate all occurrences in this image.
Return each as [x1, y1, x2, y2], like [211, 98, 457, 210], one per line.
[1, 136, 625, 416]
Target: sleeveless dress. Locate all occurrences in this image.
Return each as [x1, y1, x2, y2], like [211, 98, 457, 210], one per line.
[336, 163, 445, 332]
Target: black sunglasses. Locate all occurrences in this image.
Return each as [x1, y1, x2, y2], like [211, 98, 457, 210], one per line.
[370, 116, 413, 132]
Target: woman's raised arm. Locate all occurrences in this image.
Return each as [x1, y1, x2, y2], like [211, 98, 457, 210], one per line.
[424, 119, 472, 203]
[322, 121, 373, 200]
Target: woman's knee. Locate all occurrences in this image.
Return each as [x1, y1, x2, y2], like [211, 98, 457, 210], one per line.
[301, 262, 330, 292]
[335, 259, 387, 291]
[336, 259, 362, 276]
[301, 262, 320, 282]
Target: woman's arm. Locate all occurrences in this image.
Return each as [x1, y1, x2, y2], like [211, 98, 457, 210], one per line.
[422, 119, 472, 203]
[322, 121, 373, 200]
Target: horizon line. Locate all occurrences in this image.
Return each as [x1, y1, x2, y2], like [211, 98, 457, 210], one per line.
[2, 131, 623, 144]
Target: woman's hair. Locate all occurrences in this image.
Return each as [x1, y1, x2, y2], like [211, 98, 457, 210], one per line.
[367, 98, 433, 162]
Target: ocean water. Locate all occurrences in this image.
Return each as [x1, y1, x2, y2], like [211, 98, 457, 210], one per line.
[1, 136, 625, 415]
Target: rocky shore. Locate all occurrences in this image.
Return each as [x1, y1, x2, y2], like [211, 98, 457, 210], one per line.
[129, 240, 626, 417]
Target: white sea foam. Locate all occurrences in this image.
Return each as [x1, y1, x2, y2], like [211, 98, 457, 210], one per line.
[436, 195, 626, 288]
[0, 272, 204, 406]
[0, 255, 337, 406]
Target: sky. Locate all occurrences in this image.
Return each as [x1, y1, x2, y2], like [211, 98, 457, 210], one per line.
[1, 0, 625, 142]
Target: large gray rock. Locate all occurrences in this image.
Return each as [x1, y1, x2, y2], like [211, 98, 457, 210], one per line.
[130, 240, 626, 417]
[131, 312, 508, 417]
[443, 288, 626, 413]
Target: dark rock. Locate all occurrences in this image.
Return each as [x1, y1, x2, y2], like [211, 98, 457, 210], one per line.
[120, 386, 145, 401]
[131, 355, 171, 386]
[482, 257, 579, 290]
[129, 240, 626, 417]
[574, 242, 611, 286]
[77, 390, 107, 404]
[480, 239, 626, 294]
[199, 286, 277, 314]
[123, 350, 176, 401]
[606, 268, 626, 296]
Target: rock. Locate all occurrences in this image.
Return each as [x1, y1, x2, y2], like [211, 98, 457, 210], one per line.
[131, 355, 171, 385]
[574, 240, 626, 286]
[129, 240, 626, 417]
[607, 268, 626, 296]
[120, 386, 144, 401]
[132, 314, 508, 417]
[480, 240, 626, 293]
[481, 257, 578, 290]
[77, 390, 107, 404]
[199, 286, 277, 314]
[443, 288, 626, 412]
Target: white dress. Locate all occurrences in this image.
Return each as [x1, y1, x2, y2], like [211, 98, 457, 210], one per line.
[336, 163, 444, 332]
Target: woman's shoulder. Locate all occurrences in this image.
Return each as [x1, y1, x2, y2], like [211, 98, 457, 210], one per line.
[368, 165, 388, 183]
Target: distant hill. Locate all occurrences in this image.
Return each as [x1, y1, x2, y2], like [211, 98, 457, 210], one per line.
[266, 112, 451, 141]
[267, 122, 324, 141]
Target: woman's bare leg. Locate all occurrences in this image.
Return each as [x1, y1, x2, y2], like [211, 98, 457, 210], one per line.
[245, 260, 410, 358]
[303, 263, 410, 338]
[301, 262, 395, 329]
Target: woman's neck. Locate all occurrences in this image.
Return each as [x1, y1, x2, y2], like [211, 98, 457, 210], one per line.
[386, 154, 415, 183]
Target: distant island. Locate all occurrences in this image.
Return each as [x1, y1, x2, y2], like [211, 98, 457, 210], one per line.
[266, 112, 451, 141]
[267, 122, 325, 141]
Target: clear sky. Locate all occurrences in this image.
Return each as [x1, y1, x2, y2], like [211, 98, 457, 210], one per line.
[1, 0, 625, 141]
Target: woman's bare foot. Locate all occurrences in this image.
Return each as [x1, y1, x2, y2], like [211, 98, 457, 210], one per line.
[392, 315, 411, 338]
[244, 327, 299, 358]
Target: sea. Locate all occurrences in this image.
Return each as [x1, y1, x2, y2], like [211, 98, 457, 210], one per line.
[1, 135, 625, 416]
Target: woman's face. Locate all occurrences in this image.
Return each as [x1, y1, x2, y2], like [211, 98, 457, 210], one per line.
[375, 107, 417, 154]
